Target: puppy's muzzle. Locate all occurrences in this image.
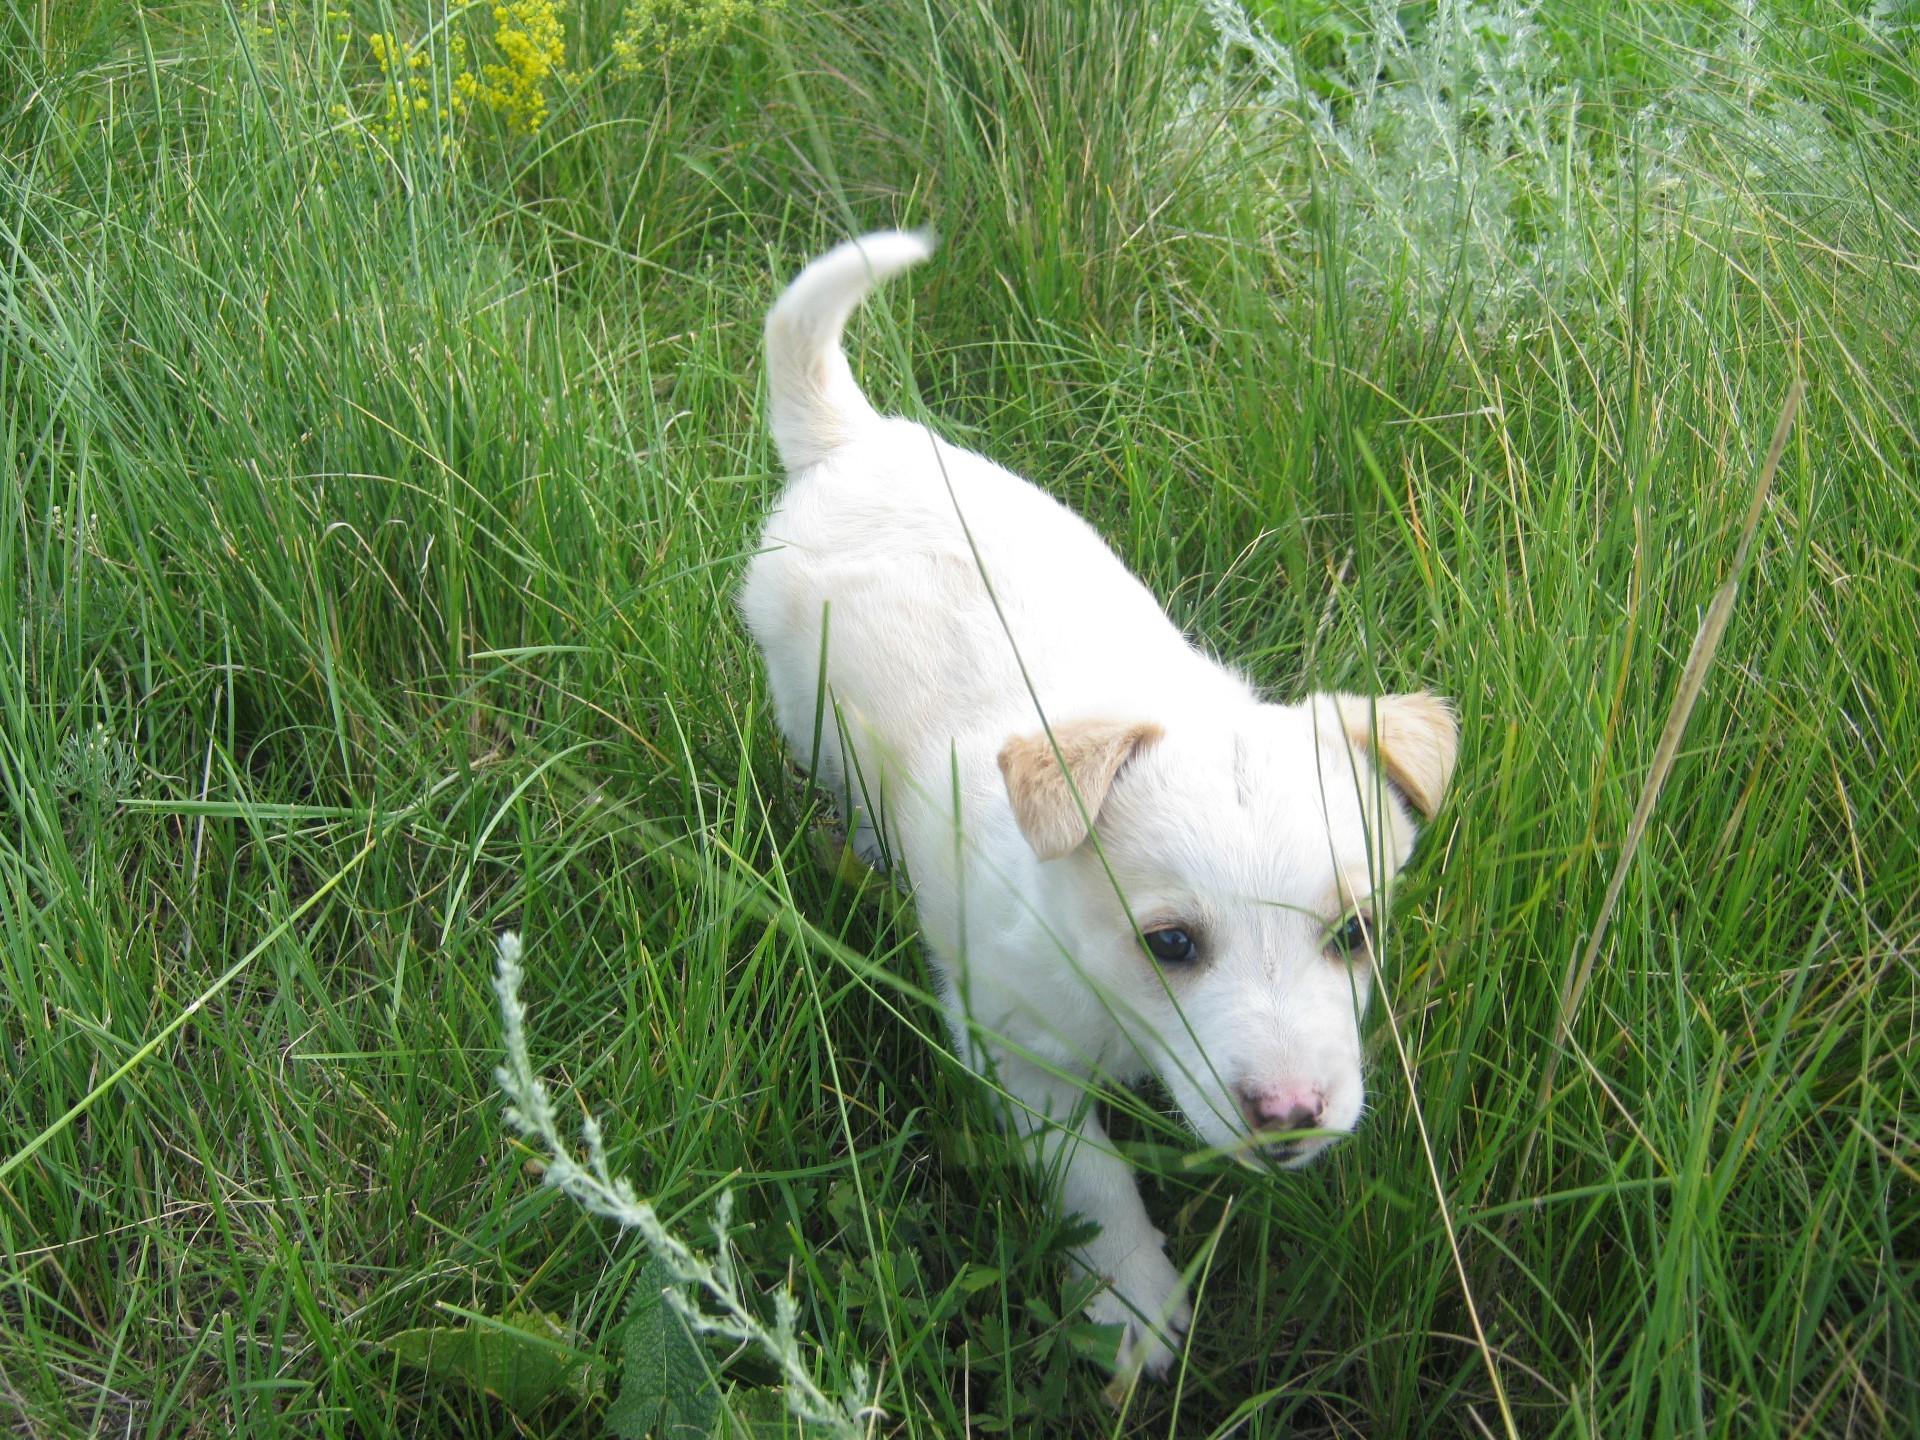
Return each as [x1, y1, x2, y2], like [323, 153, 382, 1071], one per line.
[1236, 1084, 1335, 1167]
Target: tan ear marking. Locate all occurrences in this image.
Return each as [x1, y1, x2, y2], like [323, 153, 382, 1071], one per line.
[1332, 692, 1459, 820]
[996, 718, 1164, 860]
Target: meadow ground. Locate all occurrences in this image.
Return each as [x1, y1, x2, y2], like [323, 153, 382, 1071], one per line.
[1, 1, 1916, 1435]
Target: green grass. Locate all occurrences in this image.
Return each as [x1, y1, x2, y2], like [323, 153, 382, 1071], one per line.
[2, 0, 1915, 1434]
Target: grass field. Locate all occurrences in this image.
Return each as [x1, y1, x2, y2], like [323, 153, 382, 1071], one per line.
[2, 0, 1916, 1434]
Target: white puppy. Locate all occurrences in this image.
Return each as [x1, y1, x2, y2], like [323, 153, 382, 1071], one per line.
[742, 232, 1458, 1378]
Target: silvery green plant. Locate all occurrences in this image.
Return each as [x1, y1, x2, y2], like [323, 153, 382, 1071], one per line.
[1649, 0, 1845, 211]
[1196, 0, 1853, 335]
[52, 722, 140, 854]
[491, 932, 878, 1437]
[1198, 0, 1592, 331]
[52, 723, 139, 801]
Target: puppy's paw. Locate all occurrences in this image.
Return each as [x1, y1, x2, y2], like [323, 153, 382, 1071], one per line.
[1088, 1246, 1191, 1385]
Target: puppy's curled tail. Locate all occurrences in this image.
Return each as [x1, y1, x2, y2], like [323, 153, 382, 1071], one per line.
[765, 230, 935, 469]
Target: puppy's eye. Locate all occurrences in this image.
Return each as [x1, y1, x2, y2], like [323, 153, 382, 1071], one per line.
[1328, 913, 1372, 957]
[1143, 927, 1198, 965]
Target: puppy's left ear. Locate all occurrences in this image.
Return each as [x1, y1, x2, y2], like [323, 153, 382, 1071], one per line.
[1331, 693, 1459, 819]
[997, 718, 1163, 860]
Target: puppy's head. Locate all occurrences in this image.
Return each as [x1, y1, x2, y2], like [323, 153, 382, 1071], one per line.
[997, 693, 1458, 1166]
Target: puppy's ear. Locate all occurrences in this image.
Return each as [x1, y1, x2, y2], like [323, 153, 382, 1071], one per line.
[1331, 693, 1459, 819]
[997, 718, 1163, 860]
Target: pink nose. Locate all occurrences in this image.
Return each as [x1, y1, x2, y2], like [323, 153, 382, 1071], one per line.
[1238, 1085, 1325, 1135]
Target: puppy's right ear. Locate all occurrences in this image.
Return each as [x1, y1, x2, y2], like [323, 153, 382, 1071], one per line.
[997, 718, 1163, 861]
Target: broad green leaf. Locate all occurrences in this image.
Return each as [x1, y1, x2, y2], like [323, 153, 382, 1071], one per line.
[1066, 1320, 1125, 1370]
[721, 1386, 798, 1436]
[607, 1259, 720, 1439]
[381, 1307, 597, 1413]
[955, 1263, 1003, 1294]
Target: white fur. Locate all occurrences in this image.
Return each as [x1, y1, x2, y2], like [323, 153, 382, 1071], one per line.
[742, 233, 1452, 1379]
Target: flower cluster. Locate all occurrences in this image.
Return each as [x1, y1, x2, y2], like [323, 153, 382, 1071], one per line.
[347, 0, 568, 148]
[478, 2, 566, 133]
[611, 0, 780, 71]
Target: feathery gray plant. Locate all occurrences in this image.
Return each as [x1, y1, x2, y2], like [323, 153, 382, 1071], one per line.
[1196, 0, 1592, 332]
[1195, 0, 1853, 337]
[491, 932, 879, 1436]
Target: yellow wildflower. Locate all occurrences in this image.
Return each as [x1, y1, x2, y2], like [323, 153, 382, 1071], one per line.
[346, 2, 568, 149]
[613, 0, 780, 70]
[479, 1, 567, 134]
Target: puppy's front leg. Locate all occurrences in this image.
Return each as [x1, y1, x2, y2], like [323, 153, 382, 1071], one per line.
[992, 1051, 1192, 1378]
